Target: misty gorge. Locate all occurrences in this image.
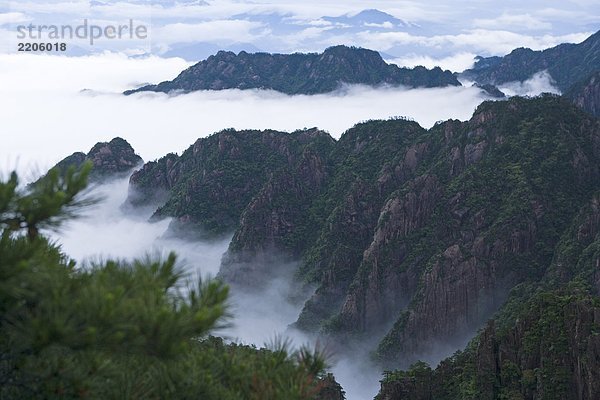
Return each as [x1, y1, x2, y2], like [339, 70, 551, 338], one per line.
[2, 2, 600, 398]
[42, 91, 600, 400]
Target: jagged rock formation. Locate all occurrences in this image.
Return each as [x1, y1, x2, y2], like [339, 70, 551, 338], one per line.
[565, 71, 600, 117]
[330, 95, 599, 366]
[51, 137, 142, 182]
[127, 95, 600, 373]
[317, 373, 346, 400]
[376, 191, 600, 400]
[462, 30, 599, 92]
[124, 45, 460, 96]
[128, 128, 335, 239]
[377, 294, 600, 400]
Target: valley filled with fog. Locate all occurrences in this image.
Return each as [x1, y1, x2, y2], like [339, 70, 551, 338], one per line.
[50, 175, 383, 399]
[2, 0, 599, 397]
[0, 51, 564, 400]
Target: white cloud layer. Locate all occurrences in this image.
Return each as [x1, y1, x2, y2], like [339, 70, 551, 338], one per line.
[1, 53, 492, 175]
[153, 20, 267, 45]
[498, 71, 561, 97]
[473, 13, 552, 31]
[388, 52, 477, 72]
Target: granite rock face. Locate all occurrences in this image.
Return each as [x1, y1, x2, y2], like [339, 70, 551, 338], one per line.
[127, 95, 600, 373]
[566, 71, 600, 117]
[51, 137, 142, 182]
[376, 190, 600, 400]
[128, 128, 335, 238]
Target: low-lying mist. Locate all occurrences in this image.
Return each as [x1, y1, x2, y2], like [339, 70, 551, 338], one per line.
[498, 71, 561, 96]
[5, 52, 564, 400]
[1, 53, 492, 175]
[50, 176, 381, 400]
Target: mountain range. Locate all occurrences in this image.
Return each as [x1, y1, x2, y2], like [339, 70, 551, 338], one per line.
[124, 45, 460, 95]
[462, 30, 600, 93]
[50, 32, 600, 400]
[125, 30, 600, 119]
[55, 93, 600, 399]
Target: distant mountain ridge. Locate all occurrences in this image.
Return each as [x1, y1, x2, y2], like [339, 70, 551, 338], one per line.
[124, 45, 460, 96]
[463, 30, 600, 92]
[322, 9, 413, 29]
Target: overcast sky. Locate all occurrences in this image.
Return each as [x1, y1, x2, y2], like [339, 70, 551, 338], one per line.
[0, 0, 598, 62]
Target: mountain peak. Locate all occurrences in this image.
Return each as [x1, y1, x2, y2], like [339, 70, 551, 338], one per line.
[53, 137, 142, 182]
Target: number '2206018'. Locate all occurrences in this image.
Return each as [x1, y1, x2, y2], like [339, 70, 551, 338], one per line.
[18, 43, 67, 52]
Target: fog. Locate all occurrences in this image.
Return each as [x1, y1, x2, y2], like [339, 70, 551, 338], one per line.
[388, 52, 477, 72]
[498, 70, 561, 96]
[0, 53, 492, 175]
[3, 52, 564, 400]
[48, 175, 381, 400]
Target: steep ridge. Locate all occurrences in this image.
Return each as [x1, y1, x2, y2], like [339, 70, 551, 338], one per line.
[127, 128, 335, 237]
[124, 45, 460, 96]
[127, 95, 600, 373]
[48, 137, 142, 182]
[462, 30, 600, 92]
[376, 192, 600, 400]
[565, 71, 600, 118]
[365, 97, 600, 365]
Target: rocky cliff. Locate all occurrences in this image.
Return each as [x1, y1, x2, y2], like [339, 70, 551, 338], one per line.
[335, 96, 599, 367]
[127, 95, 600, 376]
[124, 45, 460, 96]
[128, 128, 335, 238]
[50, 137, 142, 182]
[565, 71, 600, 118]
[376, 191, 600, 400]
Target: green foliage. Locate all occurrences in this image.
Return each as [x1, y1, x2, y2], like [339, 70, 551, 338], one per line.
[126, 45, 460, 96]
[0, 168, 336, 399]
[1, 163, 93, 239]
[465, 30, 599, 92]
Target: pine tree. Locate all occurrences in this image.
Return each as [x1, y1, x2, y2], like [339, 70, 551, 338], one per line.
[0, 164, 341, 399]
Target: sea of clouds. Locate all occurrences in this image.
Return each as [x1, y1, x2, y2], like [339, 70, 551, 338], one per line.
[0, 52, 498, 176]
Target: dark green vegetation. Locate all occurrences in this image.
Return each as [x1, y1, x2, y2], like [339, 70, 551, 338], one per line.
[463, 30, 600, 93]
[128, 128, 335, 238]
[51, 137, 142, 182]
[377, 192, 600, 400]
[124, 45, 460, 96]
[129, 94, 600, 394]
[565, 71, 600, 118]
[0, 164, 344, 399]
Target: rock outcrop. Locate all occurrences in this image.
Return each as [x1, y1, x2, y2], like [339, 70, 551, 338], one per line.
[376, 190, 600, 399]
[128, 128, 334, 238]
[565, 71, 600, 117]
[51, 137, 142, 182]
[377, 295, 600, 400]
